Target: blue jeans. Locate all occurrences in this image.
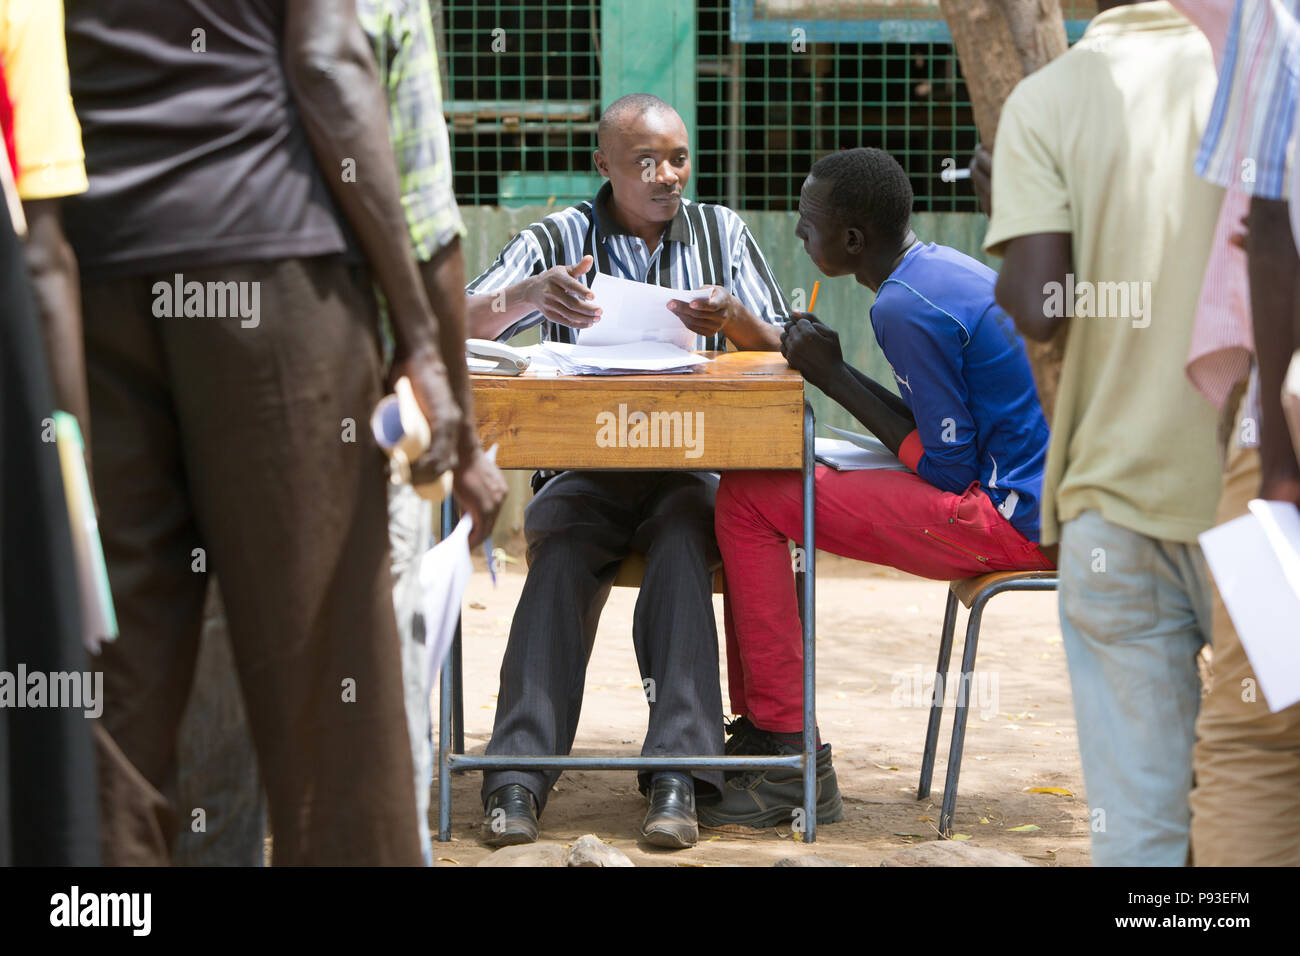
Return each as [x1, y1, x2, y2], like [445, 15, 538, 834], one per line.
[389, 482, 435, 866]
[1057, 509, 1212, 866]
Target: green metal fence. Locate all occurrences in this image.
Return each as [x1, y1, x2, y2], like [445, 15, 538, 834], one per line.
[441, 0, 1096, 213]
[440, 0, 603, 207]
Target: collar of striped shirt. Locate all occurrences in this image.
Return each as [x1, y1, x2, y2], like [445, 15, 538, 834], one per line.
[591, 180, 693, 247]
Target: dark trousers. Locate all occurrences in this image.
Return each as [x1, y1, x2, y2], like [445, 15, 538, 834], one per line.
[84, 257, 421, 865]
[482, 470, 725, 812]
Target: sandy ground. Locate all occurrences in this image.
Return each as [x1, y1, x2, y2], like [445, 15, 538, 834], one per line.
[430, 552, 1092, 867]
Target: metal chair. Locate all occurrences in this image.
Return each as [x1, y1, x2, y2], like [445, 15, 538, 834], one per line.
[916, 569, 1058, 836]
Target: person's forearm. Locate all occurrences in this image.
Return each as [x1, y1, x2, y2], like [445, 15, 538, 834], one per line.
[419, 238, 483, 460]
[724, 301, 782, 350]
[822, 363, 917, 455]
[22, 199, 90, 442]
[284, 1, 439, 360]
[842, 362, 913, 420]
[465, 277, 539, 340]
[1247, 197, 1300, 494]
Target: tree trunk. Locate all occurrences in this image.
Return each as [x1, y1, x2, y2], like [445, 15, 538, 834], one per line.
[940, 0, 1070, 421]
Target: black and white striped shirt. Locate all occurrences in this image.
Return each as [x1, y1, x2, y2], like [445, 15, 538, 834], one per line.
[466, 181, 791, 349]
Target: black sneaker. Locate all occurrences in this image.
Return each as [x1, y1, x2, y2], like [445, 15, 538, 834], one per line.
[698, 741, 843, 829]
[724, 715, 774, 756]
[723, 715, 780, 781]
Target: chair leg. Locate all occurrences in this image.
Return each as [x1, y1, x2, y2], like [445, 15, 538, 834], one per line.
[919, 589, 960, 800]
[939, 596, 987, 838]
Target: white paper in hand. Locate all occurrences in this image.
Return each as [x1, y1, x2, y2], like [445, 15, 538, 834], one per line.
[1200, 500, 1300, 712]
[579, 273, 698, 349]
[420, 512, 474, 693]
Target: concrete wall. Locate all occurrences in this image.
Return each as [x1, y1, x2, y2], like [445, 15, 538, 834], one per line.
[461, 206, 994, 536]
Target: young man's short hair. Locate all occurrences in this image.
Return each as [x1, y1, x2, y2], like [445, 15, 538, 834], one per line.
[810, 147, 913, 242]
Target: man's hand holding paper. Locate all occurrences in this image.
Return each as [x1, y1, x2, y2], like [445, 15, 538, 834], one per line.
[524, 254, 602, 329]
[668, 284, 734, 337]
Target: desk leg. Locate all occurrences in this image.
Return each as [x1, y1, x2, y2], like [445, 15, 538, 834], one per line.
[801, 401, 817, 843]
[451, 625, 464, 757]
[436, 497, 458, 843]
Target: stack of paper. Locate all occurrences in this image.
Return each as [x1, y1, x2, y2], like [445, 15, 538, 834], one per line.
[523, 342, 711, 376]
[815, 425, 908, 472]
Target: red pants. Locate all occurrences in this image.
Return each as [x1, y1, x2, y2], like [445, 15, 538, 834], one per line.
[716, 467, 1054, 732]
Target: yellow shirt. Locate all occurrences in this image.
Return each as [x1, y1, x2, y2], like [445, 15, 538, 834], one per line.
[984, 2, 1223, 546]
[0, 0, 87, 199]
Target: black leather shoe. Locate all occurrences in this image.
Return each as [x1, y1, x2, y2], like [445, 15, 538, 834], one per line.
[641, 773, 698, 849]
[482, 784, 539, 847]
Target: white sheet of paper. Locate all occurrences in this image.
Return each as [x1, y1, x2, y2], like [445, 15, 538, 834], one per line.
[814, 437, 908, 472]
[1200, 500, 1300, 712]
[420, 515, 473, 692]
[578, 273, 698, 349]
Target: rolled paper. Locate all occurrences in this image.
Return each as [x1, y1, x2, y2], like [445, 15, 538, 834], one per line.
[370, 375, 451, 504]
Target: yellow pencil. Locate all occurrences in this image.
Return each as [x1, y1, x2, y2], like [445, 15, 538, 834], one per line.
[808, 280, 820, 313]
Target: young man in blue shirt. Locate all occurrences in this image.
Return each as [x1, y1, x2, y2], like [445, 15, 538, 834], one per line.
[702, 147, 1053, 828]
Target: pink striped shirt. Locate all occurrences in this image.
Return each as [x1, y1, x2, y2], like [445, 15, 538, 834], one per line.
[1172, 0, 1254, 413]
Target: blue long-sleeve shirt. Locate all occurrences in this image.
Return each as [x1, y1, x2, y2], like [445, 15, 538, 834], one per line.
[869, 243, 1049, 542]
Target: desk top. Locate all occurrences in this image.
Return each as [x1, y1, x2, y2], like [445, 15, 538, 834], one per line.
[470, 350, 805, 470]
[470, 349, 801, 392]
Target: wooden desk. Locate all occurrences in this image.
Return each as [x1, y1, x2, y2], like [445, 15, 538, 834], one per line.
[444, 349, 823, 842]
[470, 350, 803, 471]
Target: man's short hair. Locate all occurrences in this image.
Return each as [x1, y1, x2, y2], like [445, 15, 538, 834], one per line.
[598, 93, 676, 150]
[810, 147, 913, 242]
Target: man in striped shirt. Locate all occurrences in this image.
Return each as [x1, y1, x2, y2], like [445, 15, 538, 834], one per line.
[465, 94, 789, 849]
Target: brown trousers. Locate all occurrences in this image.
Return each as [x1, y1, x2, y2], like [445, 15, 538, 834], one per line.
[84, 257, 421, 865]
[1189, 429, 1300, 866]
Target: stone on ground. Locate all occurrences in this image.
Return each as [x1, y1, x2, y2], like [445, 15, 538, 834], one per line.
[476, 842, 569, 867]
[882, 841, 1036, 867]
[566, 834, 634, 867]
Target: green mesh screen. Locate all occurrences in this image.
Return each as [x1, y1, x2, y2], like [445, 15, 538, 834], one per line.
[698, 0, 980, 212]
[440, 0, 1096, 211]
[440, 0, 602, 208]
